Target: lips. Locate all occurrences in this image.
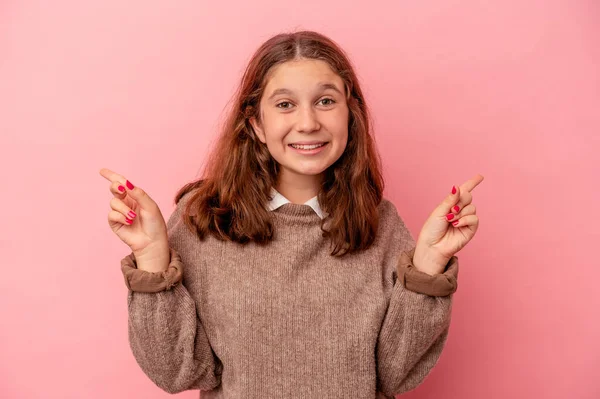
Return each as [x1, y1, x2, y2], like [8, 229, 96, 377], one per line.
[289, 143, 326, 150]
[288, 141, 328, 151]
[289, 141, 327, 145]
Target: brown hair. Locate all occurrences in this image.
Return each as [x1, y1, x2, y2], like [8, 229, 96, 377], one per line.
[175, 30, 384, 257]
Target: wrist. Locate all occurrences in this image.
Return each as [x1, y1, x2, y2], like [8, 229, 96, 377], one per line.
[412, 245, 450, 276]
[134, 240, 170, 273]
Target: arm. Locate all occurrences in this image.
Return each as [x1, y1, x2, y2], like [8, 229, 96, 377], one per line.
[120, 195, 221, 394]
[375, 205, 459, 396]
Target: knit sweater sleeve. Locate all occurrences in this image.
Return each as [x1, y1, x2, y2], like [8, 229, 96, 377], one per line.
[375, 201, 459, 397]
[120, 194, 221, 394]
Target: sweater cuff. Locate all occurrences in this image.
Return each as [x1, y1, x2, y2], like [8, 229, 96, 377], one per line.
[396, 247, 459, 297]
[120, 248, 184, 293]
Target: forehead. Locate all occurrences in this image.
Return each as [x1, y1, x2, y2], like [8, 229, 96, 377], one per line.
[264, 59, 343, 91]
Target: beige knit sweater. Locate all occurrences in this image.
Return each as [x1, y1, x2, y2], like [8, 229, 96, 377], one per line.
[120, 192, 459, 398]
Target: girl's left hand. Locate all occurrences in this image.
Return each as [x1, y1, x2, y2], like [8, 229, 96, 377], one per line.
[413, 174, 485, 272]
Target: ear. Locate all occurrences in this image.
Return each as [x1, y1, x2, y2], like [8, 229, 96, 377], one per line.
[249, 116, 266, 144]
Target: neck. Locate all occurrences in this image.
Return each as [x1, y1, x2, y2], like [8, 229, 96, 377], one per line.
[275, 170, 322, 204]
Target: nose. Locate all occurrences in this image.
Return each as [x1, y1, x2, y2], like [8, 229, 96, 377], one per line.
[295, 106, 320, 133]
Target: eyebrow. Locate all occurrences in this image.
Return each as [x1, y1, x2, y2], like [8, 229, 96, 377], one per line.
[267, 82, 344, 101]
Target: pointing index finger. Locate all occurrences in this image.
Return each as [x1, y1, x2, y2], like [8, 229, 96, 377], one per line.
[99, 168, 127, 185]
[461, 174, 485, 193]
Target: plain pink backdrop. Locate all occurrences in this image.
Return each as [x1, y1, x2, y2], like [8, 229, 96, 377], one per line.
[1, 0, 598, 398]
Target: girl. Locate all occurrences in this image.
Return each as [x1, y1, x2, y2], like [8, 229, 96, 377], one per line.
[100, 30, 483, 398]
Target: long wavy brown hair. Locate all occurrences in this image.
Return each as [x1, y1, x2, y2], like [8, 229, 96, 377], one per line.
[174, 30, 384, 257]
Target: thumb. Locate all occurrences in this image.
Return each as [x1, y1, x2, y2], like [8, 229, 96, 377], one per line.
[431, 184, 461, 219]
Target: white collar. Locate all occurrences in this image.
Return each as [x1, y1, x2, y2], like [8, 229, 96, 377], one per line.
[266, 187, 327, 219]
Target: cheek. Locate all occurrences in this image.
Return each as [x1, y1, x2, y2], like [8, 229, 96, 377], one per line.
[263, 118, 291, 145]
[328, 110, 350, 141]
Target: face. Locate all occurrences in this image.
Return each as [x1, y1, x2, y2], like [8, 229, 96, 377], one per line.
[250, 59, 349, 188]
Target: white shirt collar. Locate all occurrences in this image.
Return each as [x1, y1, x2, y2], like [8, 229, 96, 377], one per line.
[266, 187, 327, 219]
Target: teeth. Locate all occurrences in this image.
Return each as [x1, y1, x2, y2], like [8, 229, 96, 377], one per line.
[291, 143, 325, 150]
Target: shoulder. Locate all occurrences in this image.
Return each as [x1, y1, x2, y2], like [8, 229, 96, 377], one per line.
[166, 188, 208, 260]
[167, 189, 197, 233]
[376, 197, 414, 248]
[377, 197, 402, 224]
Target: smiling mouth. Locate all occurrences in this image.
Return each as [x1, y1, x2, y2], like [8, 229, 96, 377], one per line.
[289, 142, 328, 150]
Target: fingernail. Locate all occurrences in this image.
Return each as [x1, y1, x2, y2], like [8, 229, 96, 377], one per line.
[453, 206, 460, 212]
[125, 218, 133, 224]
[451, 186, 457, 195]
[452, 220, 459, 226]
[118, 185, 125, 192]
[126, 180, 134, 190]
[446, 213, 454, 221]
[128, 211, 136, 218]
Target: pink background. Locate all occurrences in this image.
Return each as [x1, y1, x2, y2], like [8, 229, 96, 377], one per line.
[1, 0, 598, 398]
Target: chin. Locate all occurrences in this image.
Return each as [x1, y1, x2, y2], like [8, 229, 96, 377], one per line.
[294, 169, 324, 176]
[289, 165, 328, 177]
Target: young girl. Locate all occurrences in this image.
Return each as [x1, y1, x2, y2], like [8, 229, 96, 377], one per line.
[100, 30, 483, 398]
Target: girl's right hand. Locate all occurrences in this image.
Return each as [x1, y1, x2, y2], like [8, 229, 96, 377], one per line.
[99, 168, 169, 262]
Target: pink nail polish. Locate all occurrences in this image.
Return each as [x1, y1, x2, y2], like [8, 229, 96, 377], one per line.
[453, 206, 460, 212]
[125, 218, 133, 224]
[118, 185, 125, 192]
[126, 180, 134, 190]
[446, 213, 454, 221]
[452, 221, 459, 226]
[451, 186, 457, 194]
[128, 211, 136, 218]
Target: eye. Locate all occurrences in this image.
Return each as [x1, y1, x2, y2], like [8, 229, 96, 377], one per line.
[276, 101, 293, 109]
[319, 98, 336, 106]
